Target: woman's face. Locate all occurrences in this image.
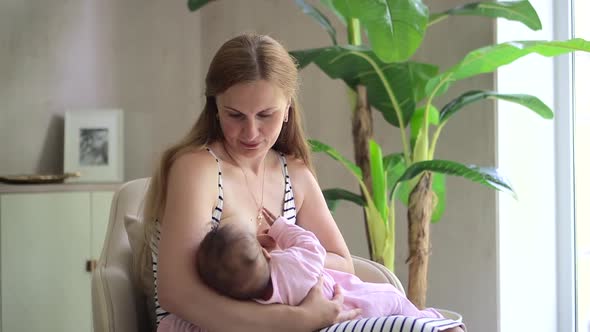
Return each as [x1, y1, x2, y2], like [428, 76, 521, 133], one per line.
[216, 80, 289, 157]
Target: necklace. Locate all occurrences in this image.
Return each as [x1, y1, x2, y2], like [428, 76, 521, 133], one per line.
[223, 144, 266, 226]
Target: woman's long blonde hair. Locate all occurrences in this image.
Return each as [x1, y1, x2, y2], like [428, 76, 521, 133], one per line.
[136, 33, 313, 293]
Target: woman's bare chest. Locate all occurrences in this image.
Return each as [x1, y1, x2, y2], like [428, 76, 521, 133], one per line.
[219, 166, 288, 223]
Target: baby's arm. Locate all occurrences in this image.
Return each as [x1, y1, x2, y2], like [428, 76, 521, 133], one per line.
[262, 208, 326, 271]
[259, 208, 327, 306]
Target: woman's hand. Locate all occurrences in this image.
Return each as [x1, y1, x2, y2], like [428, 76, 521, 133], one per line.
[331, 283, 363, 323]
[298, 276, 362, 328]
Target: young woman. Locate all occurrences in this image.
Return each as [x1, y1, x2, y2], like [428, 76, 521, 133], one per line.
[140, 33, 358, 332]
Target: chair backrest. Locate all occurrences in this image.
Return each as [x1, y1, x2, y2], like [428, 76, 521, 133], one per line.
[92, 178, 151, 332]
[91, 178, 405, 332]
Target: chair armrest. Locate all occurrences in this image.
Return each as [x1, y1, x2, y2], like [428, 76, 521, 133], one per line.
[352, 255, 405, 296]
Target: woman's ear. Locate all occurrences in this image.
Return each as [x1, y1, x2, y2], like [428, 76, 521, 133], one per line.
[284, 104, 290, 123]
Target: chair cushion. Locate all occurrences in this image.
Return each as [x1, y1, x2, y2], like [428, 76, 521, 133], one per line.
[124, 214, 147, 286]
[124, 215, 143, 265]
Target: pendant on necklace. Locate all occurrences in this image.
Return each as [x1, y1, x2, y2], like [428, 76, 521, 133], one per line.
[257, 210, 263, 226]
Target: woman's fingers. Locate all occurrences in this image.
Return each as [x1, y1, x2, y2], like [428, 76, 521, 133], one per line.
[334, 308, 362, 323]
[331, 283, 362, 323]
[297, 276, 362, 329]
[331, 283, 343, 304]
[316, 274, 325, 287]
[302, 277, 363, 326]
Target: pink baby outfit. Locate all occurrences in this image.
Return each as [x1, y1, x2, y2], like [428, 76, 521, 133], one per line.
[158, 315, 204, 332]
[255, 217, 443, 319]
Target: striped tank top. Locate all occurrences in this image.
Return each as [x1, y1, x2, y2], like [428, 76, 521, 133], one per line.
[151, 148, 297, 325]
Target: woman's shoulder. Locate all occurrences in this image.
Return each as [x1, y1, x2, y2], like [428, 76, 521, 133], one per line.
[169, 146, 218, 179]
[281, 153, 315, 184]
[282, 153, 307, 171]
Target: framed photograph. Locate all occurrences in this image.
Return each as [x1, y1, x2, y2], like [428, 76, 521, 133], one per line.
[64, 109, 124, 183]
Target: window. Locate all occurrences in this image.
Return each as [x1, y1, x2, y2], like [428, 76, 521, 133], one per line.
[496, 1, 588, 331]
[574, 1, 590, 330]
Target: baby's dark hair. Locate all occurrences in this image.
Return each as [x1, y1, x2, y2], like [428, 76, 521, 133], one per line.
[196, 223, 267, 300]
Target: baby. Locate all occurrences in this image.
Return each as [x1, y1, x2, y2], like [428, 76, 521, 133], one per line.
[197, 207, 448, 320]
[158, 208, 465, 331]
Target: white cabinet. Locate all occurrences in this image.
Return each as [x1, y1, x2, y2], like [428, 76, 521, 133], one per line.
[0, 185, 118, 332]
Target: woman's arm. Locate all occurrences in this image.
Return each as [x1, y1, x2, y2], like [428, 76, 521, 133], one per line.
[288, 158, 354, 274]
[157, 151, 354, 331]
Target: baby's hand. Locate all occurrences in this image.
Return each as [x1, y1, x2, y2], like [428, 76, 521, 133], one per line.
[257, 231, 278, 251]
[261, 207, 277, 226]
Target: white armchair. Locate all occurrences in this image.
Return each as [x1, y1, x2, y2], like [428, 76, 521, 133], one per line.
[91, 178, 406, 332]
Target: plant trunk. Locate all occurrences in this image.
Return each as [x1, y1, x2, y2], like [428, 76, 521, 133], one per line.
[353, 85, 373, 191]
[352, 85, 374, 258]
[347, 18, 375, 260]
[406, 171, 434, 309]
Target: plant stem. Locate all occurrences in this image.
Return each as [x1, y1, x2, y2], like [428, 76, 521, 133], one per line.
[427, 14, 448, 27]
[429, 121, 447, 159]
[423, 76, 451, 160]
[348, 18, 361, 45]
[411, 104, 430, 163]
[388, 187, 397, 269]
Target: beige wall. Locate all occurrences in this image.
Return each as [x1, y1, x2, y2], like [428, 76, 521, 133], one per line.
[0, 1, 202, 178]
[1, 0, 496, 330]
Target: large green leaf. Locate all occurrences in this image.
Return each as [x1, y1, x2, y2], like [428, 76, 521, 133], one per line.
[364, 203, 391, 268]
[310, 142, 394, 269]
[369, 140, 388, 223]
[188, 0, 214, 11]
[309, 139, 390, 263]
[426, 38, 590, 97]
[363, 62, 438, 126]
[410, 105, 439, 152]
[320, 0, 347, 24]
[394, 160, 515, 197]
[290, 46, 438, 127]
[290, 46, 368, 77]
[308, 139, 362, 179]
[323, 188, 365, 213]
[383, 153, 405, 194]
[440, 90, 553, 124]
[332, 0, 354, 20]
[429, 1, 541, 31]
[295, 0, 338, 46]
[334, 0, 429, 62]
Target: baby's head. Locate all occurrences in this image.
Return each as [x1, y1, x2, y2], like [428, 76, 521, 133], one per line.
[197, 221, 271, 300]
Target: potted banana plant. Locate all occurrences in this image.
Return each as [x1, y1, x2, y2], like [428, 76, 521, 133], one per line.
[188, 0, 590, 308]
[286, 0, 590, 309]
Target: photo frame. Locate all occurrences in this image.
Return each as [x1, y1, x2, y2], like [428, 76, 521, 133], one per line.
[64, 109, 124, 183]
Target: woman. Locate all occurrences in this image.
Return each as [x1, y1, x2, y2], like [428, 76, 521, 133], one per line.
[140, 33, 359, 331]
